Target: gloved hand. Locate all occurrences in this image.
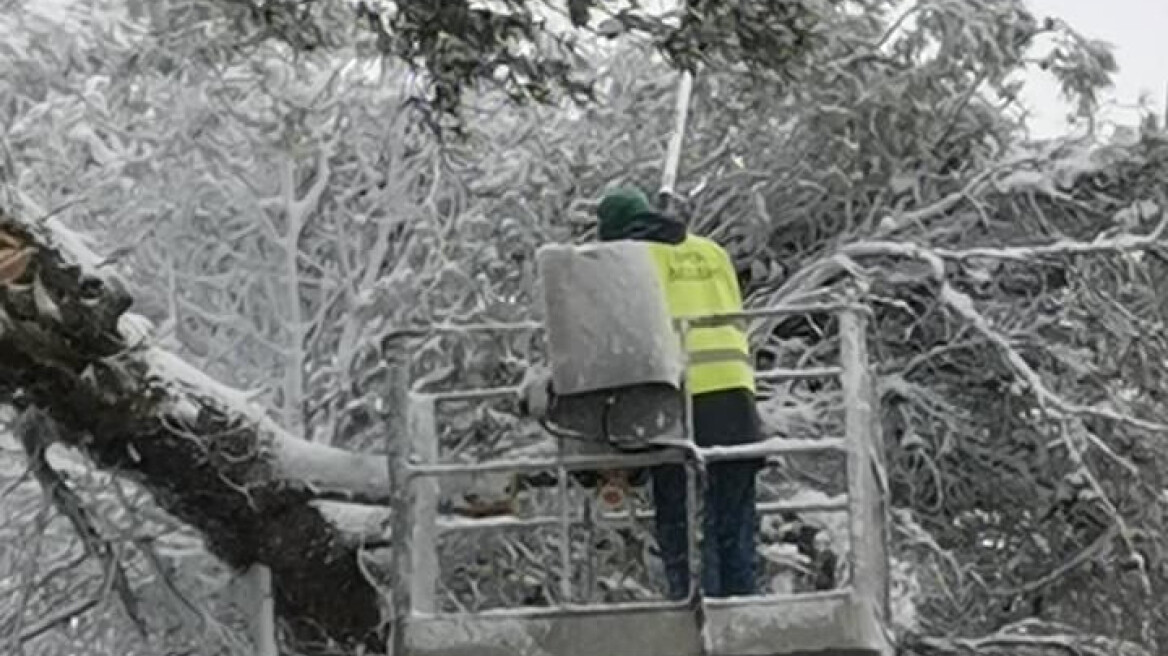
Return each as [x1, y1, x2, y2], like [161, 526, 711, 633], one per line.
[517, 364, 553, 418]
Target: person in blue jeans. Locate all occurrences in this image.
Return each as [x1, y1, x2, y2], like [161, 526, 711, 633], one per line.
[594, 187, 764, 599]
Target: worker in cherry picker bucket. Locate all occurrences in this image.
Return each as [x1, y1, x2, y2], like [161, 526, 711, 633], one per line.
[594, 186, 765, 600]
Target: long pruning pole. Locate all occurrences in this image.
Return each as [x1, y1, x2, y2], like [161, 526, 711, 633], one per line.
[659, 68, 706, 652]
[658, 69, 695, 210]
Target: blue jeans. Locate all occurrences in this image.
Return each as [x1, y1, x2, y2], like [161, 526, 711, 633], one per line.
[652, 460, 758, 599]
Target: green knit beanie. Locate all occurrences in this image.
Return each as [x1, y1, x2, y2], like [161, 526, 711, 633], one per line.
[596, 186, 652, 240]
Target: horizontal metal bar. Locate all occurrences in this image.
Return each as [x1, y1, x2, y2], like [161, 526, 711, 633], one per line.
[425, 368, 842, 402]
[700, 438, 846, 462]
[412, 597, 691, 621]
[440, 513, 632, 531]
[425, 320, 544, 334]
[409, 587, 854, 622]
[758, 497, 849, 515]
[755, 366, 842, 382]
[408, 438, 845, 478]
[589, 497, 850, 524]
[410, 449, 686, 476]
[592, 497, 848, 521]
[436, 515, 561, 531]
[433, 496, 850, 532]
[680, 303, 867, 329]
[422, 386, 521, 403]
[702, 587, 853, 609]
[415, 304, 865, 339]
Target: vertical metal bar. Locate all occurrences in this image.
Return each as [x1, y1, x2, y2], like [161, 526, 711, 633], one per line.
[677, 318, 701, 603]
[582, 499, 596, 603]
[557, 439, 572, 605]
[246, 564, 277, 656]
[873, 378, 891, 624]
[839, 305, 886, 621]
[385, 350, 411, 656]
[865, 331, 892, 624]
[684, 458, 700, 602]
[408, 394, 440, 615]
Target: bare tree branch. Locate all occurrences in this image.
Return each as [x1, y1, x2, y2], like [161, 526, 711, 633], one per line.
[15, 407, 146, 636]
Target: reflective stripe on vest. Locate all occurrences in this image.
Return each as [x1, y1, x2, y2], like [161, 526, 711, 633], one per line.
[688, 348, 753, 366]
[647, 236, 755, 395]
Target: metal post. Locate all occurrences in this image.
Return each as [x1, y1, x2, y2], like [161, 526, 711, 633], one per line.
[385, 333, 439, 656]
[685, 460, 700, 602]
[839, 305, 888, 622]
[677, 319, 701, 603]
[557, 439, 573, 605]
[246, 564, 277, 656]
[386, 349, 411, 656]
[408, 395, 440, 615]
[582, 499, 597, 603]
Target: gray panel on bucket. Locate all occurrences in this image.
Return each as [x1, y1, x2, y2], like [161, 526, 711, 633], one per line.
[405, 607, 703, 656]
[704, 592, 892, 656]
[404, 591, 892, 656]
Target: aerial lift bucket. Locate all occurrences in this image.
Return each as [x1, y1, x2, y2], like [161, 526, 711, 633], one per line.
[383, 297, 893, 656]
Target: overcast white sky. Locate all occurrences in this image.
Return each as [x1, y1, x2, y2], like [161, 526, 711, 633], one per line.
[1021, 0, 1168, 137]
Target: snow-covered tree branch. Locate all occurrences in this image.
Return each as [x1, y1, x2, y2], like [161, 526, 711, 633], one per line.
[0, 208, 390, 650]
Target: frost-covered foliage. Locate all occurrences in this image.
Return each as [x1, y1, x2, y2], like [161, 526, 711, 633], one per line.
[157, 0, 855, 125]
[3, 0, 1167, 654]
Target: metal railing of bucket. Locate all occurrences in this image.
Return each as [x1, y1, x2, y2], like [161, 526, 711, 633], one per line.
[384, 300, 891, 656]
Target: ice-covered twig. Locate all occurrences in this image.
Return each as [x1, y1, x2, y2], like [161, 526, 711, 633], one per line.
[829, 232, 1168, 440]
[917, 619, 1151, 656]
[935, 206, 1167, 262]
[827, 234, 1160, 561]
[15, 408, 146, 637]
[993, 523, 1119, 596]
[877, 156, 1038, 236]
[936, 280, 1147, 561]
[938, 283, 1167, 439]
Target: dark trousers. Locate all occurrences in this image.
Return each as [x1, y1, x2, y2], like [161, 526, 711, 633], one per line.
[652, 460, 759, 599]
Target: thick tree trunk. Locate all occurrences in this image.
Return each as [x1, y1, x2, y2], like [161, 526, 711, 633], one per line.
[0, 212, 389, 653]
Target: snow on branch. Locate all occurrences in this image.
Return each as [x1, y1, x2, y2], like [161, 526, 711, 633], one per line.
[935, 204, 1167, 262]
[311, 500, 392, 545]
[836, 218, 1168, 568]
[840, 206, 1168, 438]
[0, 209, 392, 503]
[273, 438, 390, 503]
[937, 282, 1166, 437]
[877, 155, 1039, 236]
[0, 207, 390, 648]
[993, 524, 1121, 597]
[917, 619, 1152, 656]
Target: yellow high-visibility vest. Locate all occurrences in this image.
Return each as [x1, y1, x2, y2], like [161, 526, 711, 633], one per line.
[647, 235, 755, 395]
